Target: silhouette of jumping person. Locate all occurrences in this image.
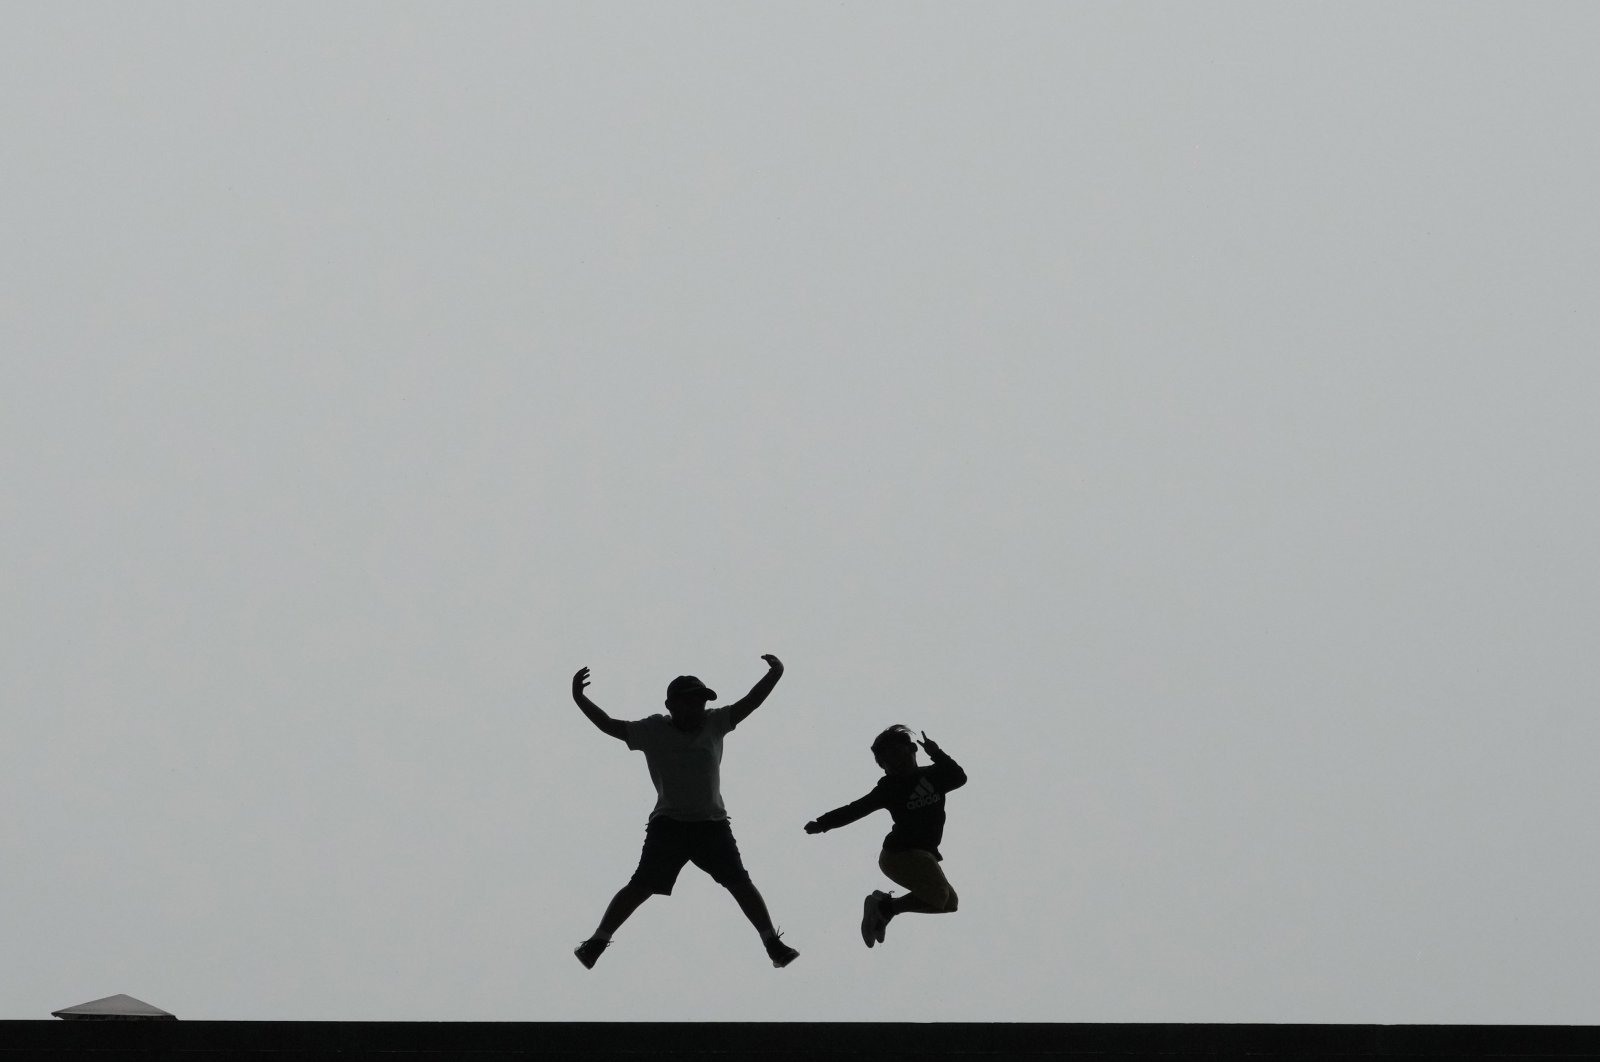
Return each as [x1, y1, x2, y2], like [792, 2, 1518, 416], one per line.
[570, 655, 799, 969]
[805, 726, 966, 947]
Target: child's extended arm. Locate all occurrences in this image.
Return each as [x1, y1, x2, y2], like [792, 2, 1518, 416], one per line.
[804, 791, 883, 834]
[728, 654, 784, 727]
[919, 732, 967, 790]
[571, 667, 627, 741]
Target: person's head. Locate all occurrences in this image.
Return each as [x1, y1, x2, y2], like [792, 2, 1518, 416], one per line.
[665, 674, 717, 727]
[871, 724, 918, 776]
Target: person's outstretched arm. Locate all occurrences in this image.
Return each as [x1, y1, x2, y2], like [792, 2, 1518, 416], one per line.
[727, 654, 784, 728]
[571, 667, 626, 741]
[919, 731, 967, 790]
[805, 790, 884, 834]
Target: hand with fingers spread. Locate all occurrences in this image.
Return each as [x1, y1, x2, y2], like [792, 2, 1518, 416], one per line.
[917, 731, 942, 757]
[570, 665, 626, 741]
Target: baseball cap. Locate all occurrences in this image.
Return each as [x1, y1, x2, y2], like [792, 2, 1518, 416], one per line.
[666, 675, 718, 702]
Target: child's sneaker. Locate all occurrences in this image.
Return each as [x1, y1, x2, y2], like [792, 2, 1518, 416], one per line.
[573, 937, 610, 969]
[860, 891, 890, 947]
[764, 931, 799, 968]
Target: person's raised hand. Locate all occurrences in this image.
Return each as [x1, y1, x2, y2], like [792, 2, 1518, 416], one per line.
[804, 820, 823, 835]
[918, 731, 941, 755]
[761, 654, 783, 673]
[572, 667, 590, 698]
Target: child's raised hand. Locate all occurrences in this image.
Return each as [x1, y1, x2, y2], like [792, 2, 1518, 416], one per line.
[804, 820, 823, 835]
[918, 731, 941, 755]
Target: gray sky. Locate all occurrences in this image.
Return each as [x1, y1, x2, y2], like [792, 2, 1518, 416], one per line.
[4, 1, 1598, 1023]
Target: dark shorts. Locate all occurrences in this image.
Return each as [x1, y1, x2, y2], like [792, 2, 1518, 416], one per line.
[628, 817, 752, 896]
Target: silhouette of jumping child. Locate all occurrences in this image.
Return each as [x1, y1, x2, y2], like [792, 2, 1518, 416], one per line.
[569, 654, 799, 969]
[805, 726, 967, 947]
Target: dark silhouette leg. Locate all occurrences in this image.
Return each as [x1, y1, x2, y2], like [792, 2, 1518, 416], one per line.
[722, 876, 779, 938]
[727, 875, 799, 967]
[874, 849, 958, 945]
[888, 893, 940, 915]
[878, 849, 958, 916]
[592, 881, 653, 939]
[883, 882, 953, 914]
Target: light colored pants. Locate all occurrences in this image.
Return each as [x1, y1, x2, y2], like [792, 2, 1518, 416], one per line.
[878, 848, 958, 912]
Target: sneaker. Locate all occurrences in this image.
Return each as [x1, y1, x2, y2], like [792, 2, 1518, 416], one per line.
[573, 937, 610, 969]
[764, 932, 799, 969]
[874, 892, 892, 944]
[861, 891, 889, 948]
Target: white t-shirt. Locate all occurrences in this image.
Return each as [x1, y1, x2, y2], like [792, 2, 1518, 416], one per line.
[624, 706, 737, 822]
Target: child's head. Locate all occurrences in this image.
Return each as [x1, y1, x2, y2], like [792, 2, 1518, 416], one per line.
[665, 675, 717, 726]
[871, 724, 918, 775]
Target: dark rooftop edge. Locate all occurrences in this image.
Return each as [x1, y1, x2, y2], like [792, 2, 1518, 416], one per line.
[4, 1020, 1599, 1058]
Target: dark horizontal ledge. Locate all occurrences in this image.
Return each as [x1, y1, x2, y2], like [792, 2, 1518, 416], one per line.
[4, 1021, 1599, 1058]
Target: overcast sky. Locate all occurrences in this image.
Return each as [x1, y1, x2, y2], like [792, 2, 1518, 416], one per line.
[4, 1, 1598, 1024]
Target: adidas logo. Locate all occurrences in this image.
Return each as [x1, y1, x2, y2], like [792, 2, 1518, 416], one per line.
[905, 777, 942, 810]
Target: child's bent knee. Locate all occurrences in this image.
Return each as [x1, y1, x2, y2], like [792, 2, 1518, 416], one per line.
[717, 870, 756, 894]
